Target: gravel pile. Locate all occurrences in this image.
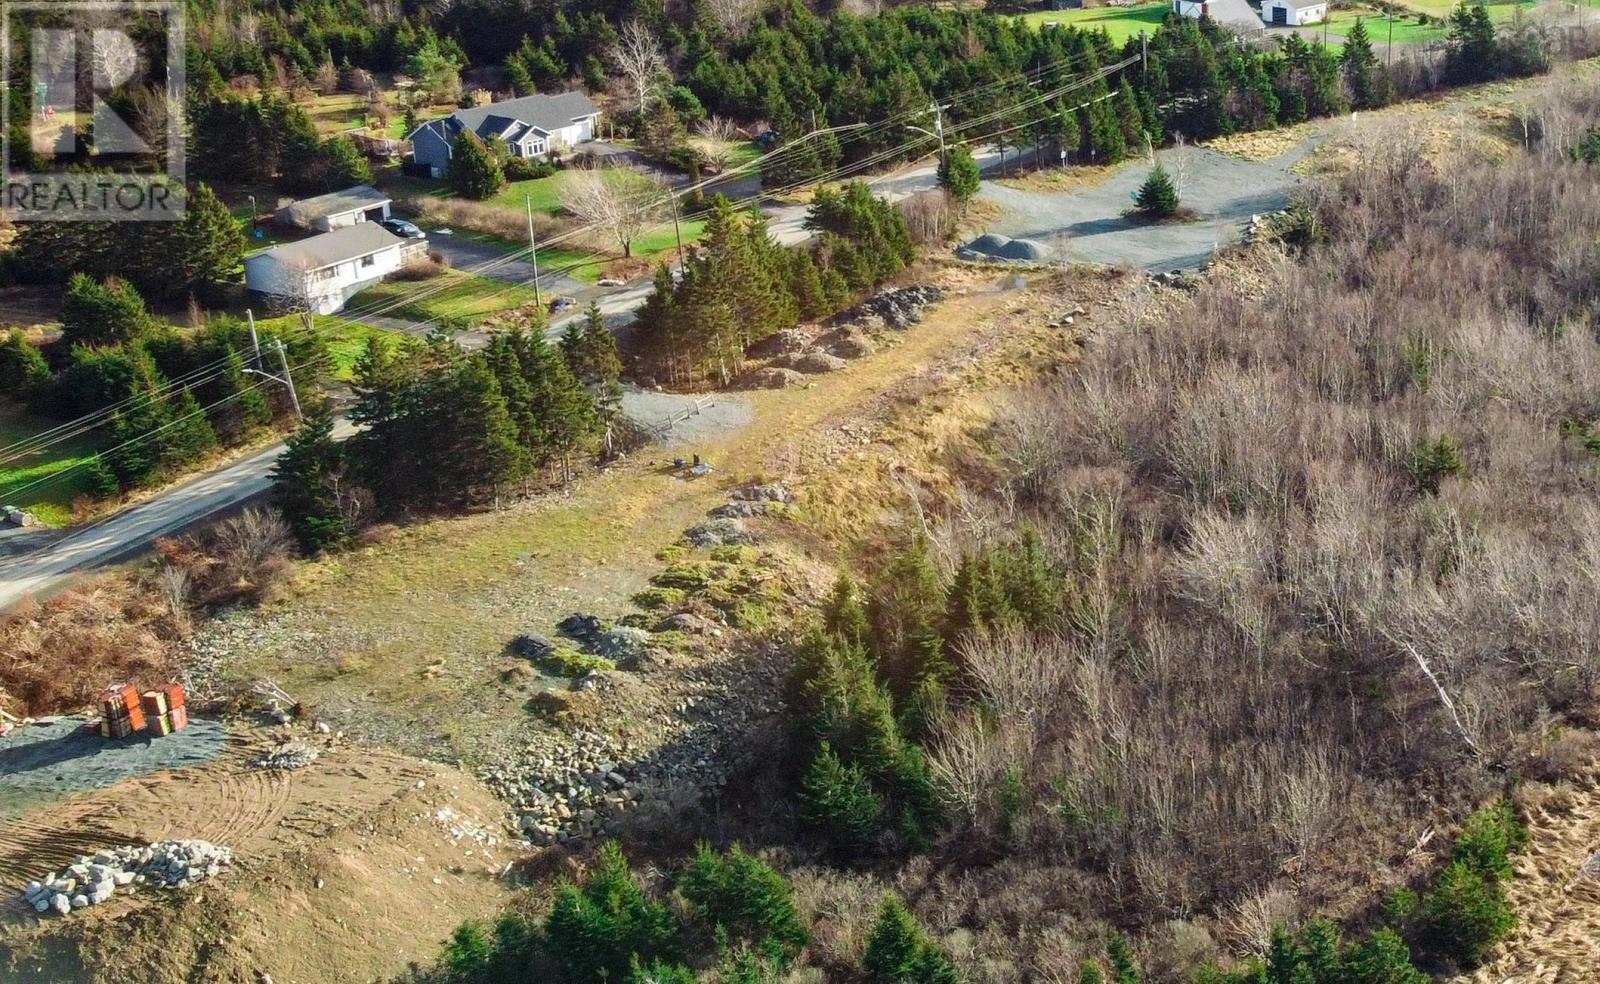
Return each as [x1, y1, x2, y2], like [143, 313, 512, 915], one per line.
[250, 741, 321, 770]
[22, 840, 233, 916]
[833, 285, 944, 330]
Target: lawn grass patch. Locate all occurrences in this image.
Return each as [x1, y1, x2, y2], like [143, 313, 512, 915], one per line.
[0, 402, 102, 526]
[1015, 2, 1169, 43]
[352, 270, 539, 324]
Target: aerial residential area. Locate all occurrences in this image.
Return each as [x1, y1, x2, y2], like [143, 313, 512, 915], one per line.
[2, 0, 1599, 980]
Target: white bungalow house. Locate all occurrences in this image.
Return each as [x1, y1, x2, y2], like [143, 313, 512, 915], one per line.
[407, 91, 600, 179]
[276, 185, 392, 232]
[1173, 0, 1266, 32]
[1261, 0, 1327, 24]
[245, 223, 415, 315]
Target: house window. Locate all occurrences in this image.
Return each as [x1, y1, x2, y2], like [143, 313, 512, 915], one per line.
[361, 254, 375, 268]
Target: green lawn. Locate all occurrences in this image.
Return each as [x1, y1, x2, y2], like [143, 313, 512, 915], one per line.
[352, 270, 539, 325]
[0, 403, 103, 527]
[1390, 0, 1534, 17]
[1016, 2, 1170, 43]
[1326, 8, 1450, 41]
[251, 313, 395, 381]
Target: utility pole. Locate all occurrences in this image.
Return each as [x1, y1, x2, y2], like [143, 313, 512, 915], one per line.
[241, 311, 302, 421]
[1140, 30, 1148, 72]
[525, 193, 541, 308]
[246, 308, 263, 370]
[273, 338, 302, 421]
[669, 192, 684, 264]
[1388, 14, 1395, 67]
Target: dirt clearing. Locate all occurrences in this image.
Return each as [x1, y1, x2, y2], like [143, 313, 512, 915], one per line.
[0, 726, 515, 984]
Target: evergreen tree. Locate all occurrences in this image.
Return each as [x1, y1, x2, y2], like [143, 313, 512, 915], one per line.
[1445, 2, 1498, 85]
[320, 135, 373, 188]
[937, 144, 981, 205]
[1106, 930, 1139, 984]
[163, 389, 219, 466]
[272, 403, 355, 553]
[85, 457, 121, 497]
[1134, 165, 1180, 219]
[1341, 19, 1386, 110]
[789, 250, 829, 320]
[543, 842, 681, 984]
[678, 844, 808, 960]
[863, 895, 923, 983]
[173, 183, 246, 300]
[870, 537, 949, 695]
[797, 742, 883, 851]
[450, 131, 506, 200]
[1079, 961, 1105, 984]
[0, 330, 51, 399]
[61, 274, 153, 348]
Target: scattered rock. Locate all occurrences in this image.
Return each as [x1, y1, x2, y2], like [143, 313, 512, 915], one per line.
[709, 501, 765, 519]
[682, 518, 751, 548]
[653, 612, 715, 635]
[251, 741, 321, 770]
[747, 367, 805, 389]
[788, 351, 847, 374]
[825, 326, 875, 359]
[730, 483, 793, 503]
[594, 627, 652, 663]
[833, 285, 945, 331]
[508, 634, 556, 660]
[746, 328, 810, 358]
[557, 614, 606, 643]
[21, 840, 233, 916]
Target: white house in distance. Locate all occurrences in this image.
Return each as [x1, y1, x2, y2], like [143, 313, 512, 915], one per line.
[1173, 0, 1268, 31]
[276, 184, 392, 232]
[1261, 0, 1327, 25]
[407, 91, 600, 178]
[245, 223, 415, 315]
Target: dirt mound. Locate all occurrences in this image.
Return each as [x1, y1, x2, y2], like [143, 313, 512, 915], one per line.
[0, 728, 515, 983]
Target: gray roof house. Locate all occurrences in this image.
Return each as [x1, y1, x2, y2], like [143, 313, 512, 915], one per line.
[276, 184, 392, 232]
[408, 91, 601, 178]
[244, 223, 415, 315]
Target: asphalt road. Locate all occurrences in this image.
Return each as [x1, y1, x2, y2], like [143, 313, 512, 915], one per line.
[0, 147, 995, 612]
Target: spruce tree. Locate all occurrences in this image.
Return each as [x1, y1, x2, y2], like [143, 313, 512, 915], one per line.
[790, 249, 828, 320]
[937, 144, 981, 205]
[678, 844, 808, 959]
[1135, 165, 1180, 219]
[863, 895, 923, 982]
[173, 183, 245, 301]
[0, 330, 51, 399]
[543, 842, 681, 984]
[450, 130, 506, 200]
[162, 389, 219, 466]
[1341, 19, 1384, 110]
[1079, 961, 1105, 984]
[62, 274, 152, 347]
[798, 742, 883, 851]
[1106, 930, 1139, 984]
[272, 403, 355, 552]
[85, 457, 121, 497]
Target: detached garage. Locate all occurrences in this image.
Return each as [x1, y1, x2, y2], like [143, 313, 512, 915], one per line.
[1262, 0, 1327, 25]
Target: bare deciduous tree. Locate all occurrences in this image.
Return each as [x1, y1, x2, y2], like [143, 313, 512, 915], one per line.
[704, 0, 764, 38]
[559, 166, 664, 259]
[612, 21, 667, 118]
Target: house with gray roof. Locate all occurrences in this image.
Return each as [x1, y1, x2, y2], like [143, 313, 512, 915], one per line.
[1172, 0, 1266, 32]
[276, 184, 392, 232]
[244, 223, 417, 314]
[408, 91, 601, 178]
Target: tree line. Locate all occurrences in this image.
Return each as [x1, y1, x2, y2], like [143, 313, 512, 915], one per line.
[632, 183, 915, 389]
[0, 276, 321, 498]
[272, 304, 620, 552]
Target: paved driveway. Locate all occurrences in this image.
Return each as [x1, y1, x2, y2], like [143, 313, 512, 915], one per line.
[420, 230, 589, 298]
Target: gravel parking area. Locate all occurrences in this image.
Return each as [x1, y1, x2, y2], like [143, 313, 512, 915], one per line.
[621, 389, 753, 443]
[979, 141, 1317, 271]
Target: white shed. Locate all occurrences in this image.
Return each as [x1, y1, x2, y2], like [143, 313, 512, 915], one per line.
[1262, 0, 1327, 25]
[245, 223, 412, 315]
[276, 185, 392, 233]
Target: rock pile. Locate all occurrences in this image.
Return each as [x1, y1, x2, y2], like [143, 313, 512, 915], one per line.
[834, 285, 944, 331]
[683, 518, 751, 547]
[250, 741, 321, 770]
[709, 482, 794, 520]
[785, 351, 847, 375]
[22, 840, 233, 916]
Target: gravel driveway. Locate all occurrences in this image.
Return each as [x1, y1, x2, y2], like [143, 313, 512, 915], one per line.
[979, 141, 1316, 271]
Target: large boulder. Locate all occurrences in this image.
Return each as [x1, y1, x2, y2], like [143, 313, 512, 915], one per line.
[683, 518, 751, 547]
[730, 483, 793, 503]
[789, 351, 847, 374]
[508, 633, 555, 660]
[747, 367, 805, 389]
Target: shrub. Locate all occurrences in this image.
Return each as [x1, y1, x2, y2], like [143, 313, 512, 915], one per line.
[539, 646, 615, 677]
[1452, 801, 1526, 880]
[391, 257, 449, 281]
[863, 894, 957, 984]
[504, 155, 557, 182]
[1409, 434, 1464, 494]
